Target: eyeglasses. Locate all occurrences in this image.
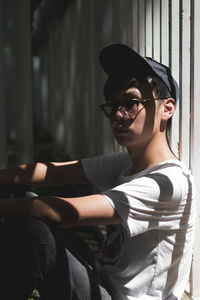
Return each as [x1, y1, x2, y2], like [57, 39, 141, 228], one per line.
[100, 98, 162, 119]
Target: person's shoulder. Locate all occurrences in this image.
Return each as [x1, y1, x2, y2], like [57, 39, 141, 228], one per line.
[151, 159, 194, 195]
[155, 159, 192, 177]
[140, 159, 192, 188]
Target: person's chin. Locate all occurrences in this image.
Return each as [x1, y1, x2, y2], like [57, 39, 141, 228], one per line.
[113, 128, 129, 136]
[114, 131, 131, 146]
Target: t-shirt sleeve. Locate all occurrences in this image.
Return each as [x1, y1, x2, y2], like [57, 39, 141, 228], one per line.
[81, 152, 132, 191]
[102, 171, 191, 237]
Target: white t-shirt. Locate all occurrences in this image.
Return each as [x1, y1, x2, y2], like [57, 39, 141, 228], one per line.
[82, 152, 195, 300]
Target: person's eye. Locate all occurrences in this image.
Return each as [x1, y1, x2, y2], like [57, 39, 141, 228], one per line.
[106, 103, 118, 114]
[107, 103, 118, 110]
[124, 100, 139, 110]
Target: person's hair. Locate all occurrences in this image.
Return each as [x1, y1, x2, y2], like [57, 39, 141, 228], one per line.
[103, 75, 173, 140]
[103, 75, 171, 102]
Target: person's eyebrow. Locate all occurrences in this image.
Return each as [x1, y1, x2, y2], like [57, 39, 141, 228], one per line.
[110, 91, 140, 100]
[108, 89, 141, 102]
[123, 92, 141, 99]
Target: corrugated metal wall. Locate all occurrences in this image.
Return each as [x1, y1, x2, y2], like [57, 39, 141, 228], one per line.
[32, 0, 116, 160]
[0, 0, 33, 166]
[33, 1, 200, 297]
[1, 0, 200, 298]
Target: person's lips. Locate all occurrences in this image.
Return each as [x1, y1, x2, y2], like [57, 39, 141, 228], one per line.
[111, 120, 128, 132]
[112, 124, 129, 134]
[115, 128, 129, 133]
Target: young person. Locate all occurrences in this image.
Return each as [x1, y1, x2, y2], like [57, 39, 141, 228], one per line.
[0, 44, 195, 300]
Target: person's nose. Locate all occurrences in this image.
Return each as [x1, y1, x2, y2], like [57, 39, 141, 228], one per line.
[115, 106, 129, 120]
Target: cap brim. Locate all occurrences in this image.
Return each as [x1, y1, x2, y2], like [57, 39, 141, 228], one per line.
[99, 43, 179, 102]
[99, 44, 155, 80]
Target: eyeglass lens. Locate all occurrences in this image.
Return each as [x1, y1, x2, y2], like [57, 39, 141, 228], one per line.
[102, 100, 140, 118]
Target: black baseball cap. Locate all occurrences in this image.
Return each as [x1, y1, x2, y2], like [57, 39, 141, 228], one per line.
[99, 43, 179, 102]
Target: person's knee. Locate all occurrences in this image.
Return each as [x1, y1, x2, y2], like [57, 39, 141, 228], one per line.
[0, 188, 56, 249]
[1, 216, 58, 266]
[15, 216, 56, 245]
[3, 215, 51, 237]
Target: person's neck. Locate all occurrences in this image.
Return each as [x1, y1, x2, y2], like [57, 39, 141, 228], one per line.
[126, 135, 177, 175]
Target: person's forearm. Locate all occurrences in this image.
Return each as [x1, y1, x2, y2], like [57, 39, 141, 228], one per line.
[0, 196, 77, 226]
[0, 193, 120, 228]
[0, 160, 90, 188]
[0, 163, 49, 187]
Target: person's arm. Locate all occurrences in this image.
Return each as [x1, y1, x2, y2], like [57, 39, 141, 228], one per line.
[0, 194, 121, 227]
[0, 160, 90, 188]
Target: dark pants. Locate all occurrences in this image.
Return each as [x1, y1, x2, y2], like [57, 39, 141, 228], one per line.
[0, 190, 111, 300]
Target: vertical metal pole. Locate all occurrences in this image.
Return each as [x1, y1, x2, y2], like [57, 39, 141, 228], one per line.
[190, 1, 200, 298]
[152, 0, 161, 61]
[160, 0, 169, 66]
[14, 0, 33, 164]
[170, 0, 180, 158]
[179, 0, 191, 168]
[0, 0, 7, 168]
[145, 0, 153, 57]
[138, 0, 145, 56]
[132, 0, 139, 52]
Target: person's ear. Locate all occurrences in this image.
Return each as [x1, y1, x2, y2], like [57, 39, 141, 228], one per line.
[161, 98, 176, 121]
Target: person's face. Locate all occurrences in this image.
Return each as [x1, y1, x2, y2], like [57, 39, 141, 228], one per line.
[107, 85, 163, 149]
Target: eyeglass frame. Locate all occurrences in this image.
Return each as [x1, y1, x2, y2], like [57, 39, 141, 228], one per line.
[99, 98, 164, 119]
